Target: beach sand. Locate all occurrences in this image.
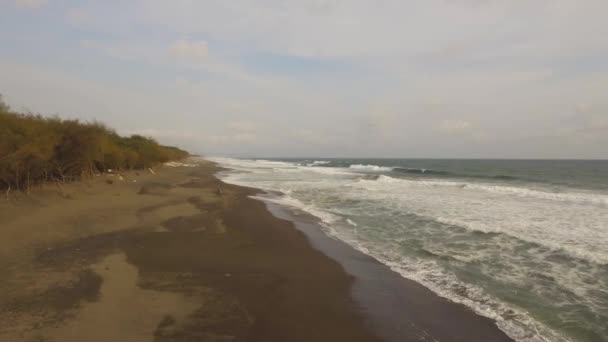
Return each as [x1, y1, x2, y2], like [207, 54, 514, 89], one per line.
[0, 160, 512, 341]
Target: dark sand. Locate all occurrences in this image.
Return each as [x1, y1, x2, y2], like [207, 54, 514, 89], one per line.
[265, 202, 513, 342]
[0, 160, 513, 341]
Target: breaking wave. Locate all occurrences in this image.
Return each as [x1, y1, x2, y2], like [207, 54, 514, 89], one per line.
[367, 175, 608, 206]
[211, 157, 608, 342]
[348, 164, 394, 172]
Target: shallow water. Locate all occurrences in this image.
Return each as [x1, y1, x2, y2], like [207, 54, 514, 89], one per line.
[212, 157, 608, 342]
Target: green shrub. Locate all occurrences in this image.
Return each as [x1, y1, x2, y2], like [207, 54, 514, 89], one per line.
[0, 95, 189, 191]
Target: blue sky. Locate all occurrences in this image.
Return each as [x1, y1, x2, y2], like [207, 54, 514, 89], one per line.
[1, 0, 607, 158]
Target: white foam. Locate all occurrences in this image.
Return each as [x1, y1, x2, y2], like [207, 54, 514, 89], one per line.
[216, 158, 608, 264]
[250, 194, 339, 225]
[370, 175, 608, 206]
[214, 158, 608, 266]
[254, 159, 297, 167]
[237, 189, 573, 342]
[301, 166, 356, 176]
[211, 157, 605, 342]
[307, 160, 331, 166]
[354, 246, 570, 342]
[349, 164, 394, 172]
[210, 157, 297, 171]
[352, 175, 608, 265]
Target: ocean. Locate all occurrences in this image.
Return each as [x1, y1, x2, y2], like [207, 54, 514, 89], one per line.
[210, 158, 608, 342]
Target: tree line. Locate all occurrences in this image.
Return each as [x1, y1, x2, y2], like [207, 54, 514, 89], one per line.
[0, 94, 189, 192]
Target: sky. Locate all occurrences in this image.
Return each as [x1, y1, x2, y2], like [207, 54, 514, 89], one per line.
[0, 0, 607, 159]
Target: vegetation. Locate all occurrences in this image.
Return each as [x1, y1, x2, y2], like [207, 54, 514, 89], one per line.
[0, 94, 189, 192]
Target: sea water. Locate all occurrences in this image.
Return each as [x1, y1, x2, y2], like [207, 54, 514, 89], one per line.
[210, 158, 608, 342]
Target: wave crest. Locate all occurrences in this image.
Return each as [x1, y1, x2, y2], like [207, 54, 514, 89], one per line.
[366, 175, 608, 206]
[349, 164, 394, 172]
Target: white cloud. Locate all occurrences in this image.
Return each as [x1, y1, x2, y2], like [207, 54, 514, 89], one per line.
[137, 0, 608, 61]
[79, 35, 273, 87]
[66, 8, 91, 27]
[293, 128, 335, 145]
[80, 40, 154, 63]
[15, 0, 46, 10]
[227, 121, 258, 132]
[169, 39, 209, 63]
[437, 120, 472, 134]
[3, 1, 608, 158]
[121, 128, 199, 141]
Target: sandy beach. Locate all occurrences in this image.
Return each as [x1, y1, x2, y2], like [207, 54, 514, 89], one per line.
[0, 160, 512, 341]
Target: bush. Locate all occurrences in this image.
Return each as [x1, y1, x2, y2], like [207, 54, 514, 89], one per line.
[0, 95, 189, 191]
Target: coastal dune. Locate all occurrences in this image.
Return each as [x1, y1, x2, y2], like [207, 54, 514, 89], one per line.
[0, 160, 512, 341]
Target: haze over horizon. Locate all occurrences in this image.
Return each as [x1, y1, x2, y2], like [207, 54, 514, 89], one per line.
[1, 0, 606, 159]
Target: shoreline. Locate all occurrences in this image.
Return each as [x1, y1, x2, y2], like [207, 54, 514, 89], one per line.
[0, 160, 512, 341]
[250, 194, 514, 342]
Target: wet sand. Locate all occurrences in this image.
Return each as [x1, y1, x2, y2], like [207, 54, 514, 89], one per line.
[0, 160, 513, 341]
[265, 202, 514, 342]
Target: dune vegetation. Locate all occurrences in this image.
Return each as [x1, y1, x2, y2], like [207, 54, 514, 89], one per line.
[0, 94, 189, 193]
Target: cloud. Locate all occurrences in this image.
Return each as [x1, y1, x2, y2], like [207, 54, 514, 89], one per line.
[136, 0, 608, 62]
[79, 40, 152, 63]
[79, 37, 263, 85]
[169, 39, 209, 64]
[2, 1, 608, 158]
[293, 128, 335, 145]
[227, 121, 258, 133]
[121, 128, 200, 141]
[66, 8, 91, 27]
[15, 0, 46, 10]
[437, 120, 472, 134]
[215, 120, 264, 144]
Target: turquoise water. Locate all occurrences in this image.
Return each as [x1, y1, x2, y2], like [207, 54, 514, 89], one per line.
[213, 158, 608, 342]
